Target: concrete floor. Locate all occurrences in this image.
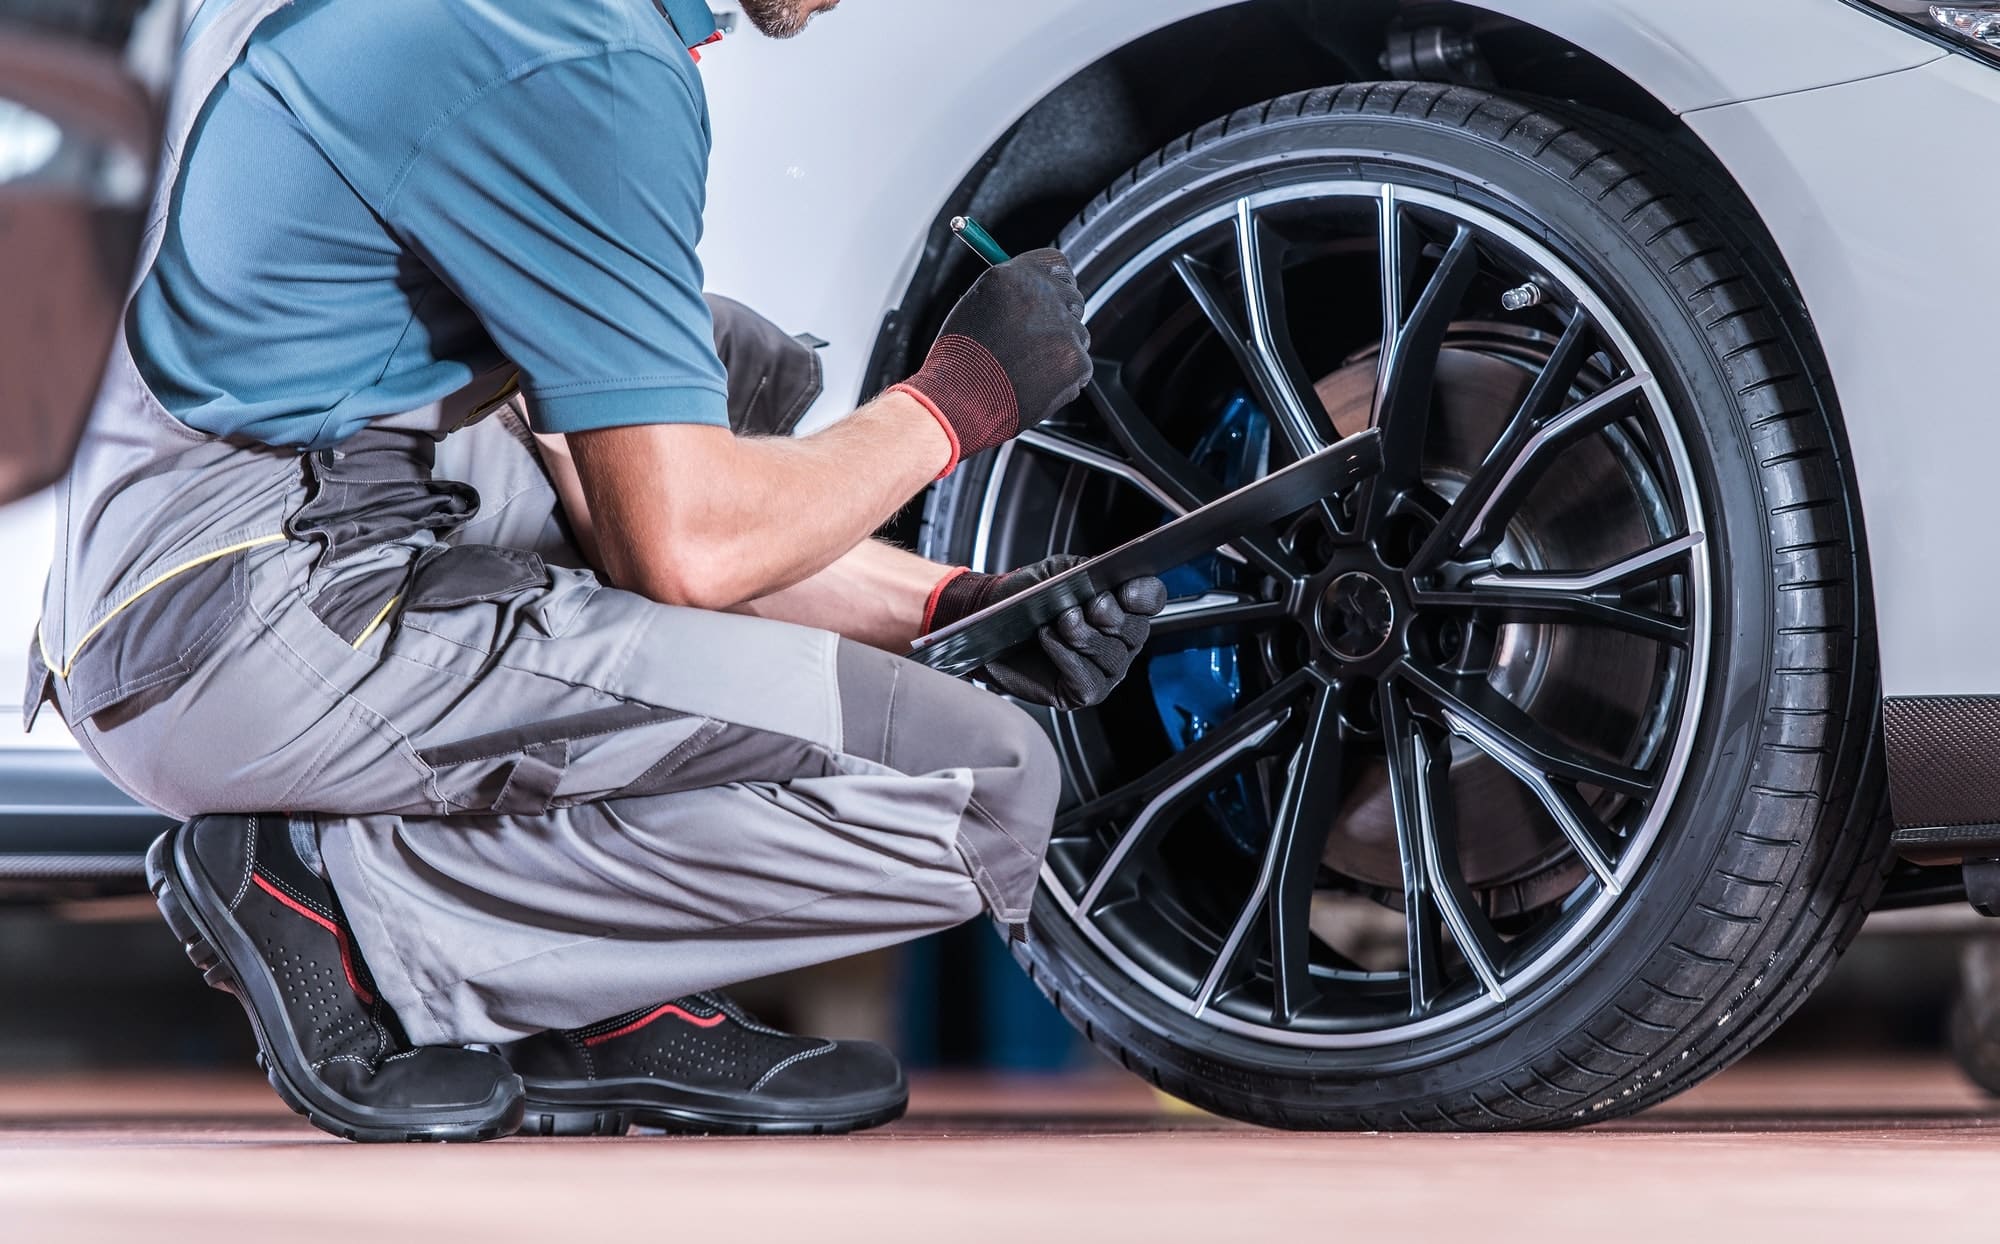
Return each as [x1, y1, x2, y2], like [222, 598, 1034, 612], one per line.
[0, 1057, 1992, 1243]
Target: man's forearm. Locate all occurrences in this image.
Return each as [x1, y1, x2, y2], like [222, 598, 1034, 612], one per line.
[735, 538, 950, 651]
[539, 426, 952, 649]
[559, 250, 1090, 614]
[564, 390, 951, 610]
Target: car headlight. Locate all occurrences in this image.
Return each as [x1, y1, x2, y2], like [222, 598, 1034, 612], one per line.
[1933, 4, 2000, 48]
[1856, 1, 2000, 63]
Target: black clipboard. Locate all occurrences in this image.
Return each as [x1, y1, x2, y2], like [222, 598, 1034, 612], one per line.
[910, 428, 1381, 677]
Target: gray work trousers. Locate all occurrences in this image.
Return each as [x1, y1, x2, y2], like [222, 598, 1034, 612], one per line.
[72, 403, 1060, 1048]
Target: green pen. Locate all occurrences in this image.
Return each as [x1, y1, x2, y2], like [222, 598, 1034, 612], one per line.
[950, 215, 1011, 268]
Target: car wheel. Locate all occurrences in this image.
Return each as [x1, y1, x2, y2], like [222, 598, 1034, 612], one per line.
[921, 83, 1889, 1129]
[1951, 939, 2000, 1097]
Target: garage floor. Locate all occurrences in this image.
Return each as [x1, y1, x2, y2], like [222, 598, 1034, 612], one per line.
[0, 1056, 1990, 1242]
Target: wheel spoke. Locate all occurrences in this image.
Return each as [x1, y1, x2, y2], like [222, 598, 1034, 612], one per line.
[1084, 364, 1221, 513]
[1172, 206, 1351, 533]
[1148, 592, 1288, 641]
[1373, 225, 1480, 498]
[1409, 310, 1595, 572]
[1268, 679, 1344, 1024]
[1380, 683, 1447, 1014]
[1383, 686, 1509, 1006]
[1373, 185, 1406, 419]
[1172, 255, 1255, 391]
[1409, 718, 1508, 1000]
[1015, 427, 1192, 517]
[1468, 532, 1705, 595]
[1422, 587, 1689, 645]
[1171, 219, 1337, 462]
[1015, 427, 1248, 569]
[1192, 684, 1336, 1024]
[1395, 662, 1652, 798]
[1444, 707, 1627, 894]
[1448, 372, 1651, 556]
[1426, 532, 1705, 646]
[1190, 677, 1339, 1017]
[1068, 671, 1312, 915]
[1236, 200, 1337, 458]
[1085, 366, 1304, 581]
[1376, 183, 1408, 422]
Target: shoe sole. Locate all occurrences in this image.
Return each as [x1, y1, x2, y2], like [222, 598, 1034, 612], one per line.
[520, 1082, 909, 1138]
[146, 827, 525, 1143]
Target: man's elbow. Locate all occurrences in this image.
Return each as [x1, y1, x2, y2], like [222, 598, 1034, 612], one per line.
[626, 544, 752, 612]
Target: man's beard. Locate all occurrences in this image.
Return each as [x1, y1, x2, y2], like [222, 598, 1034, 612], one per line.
[738, 0, 816, 39]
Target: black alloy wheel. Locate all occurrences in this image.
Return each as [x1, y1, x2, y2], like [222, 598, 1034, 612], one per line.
[922, 84, 1890, 1129]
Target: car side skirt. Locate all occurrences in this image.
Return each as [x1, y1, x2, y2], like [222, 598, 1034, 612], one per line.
[1885, 697, 2000, 863]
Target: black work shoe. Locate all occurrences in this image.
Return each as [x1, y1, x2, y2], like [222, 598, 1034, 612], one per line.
[146, 815, 524, 1143]
[505, 992, 908, 1137]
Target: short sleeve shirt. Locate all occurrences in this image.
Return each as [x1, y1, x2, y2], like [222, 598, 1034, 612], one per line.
[127, 0, 728, 449]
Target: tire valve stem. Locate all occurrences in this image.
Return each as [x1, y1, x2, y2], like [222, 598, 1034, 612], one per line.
[1500, 281, 1547, 312]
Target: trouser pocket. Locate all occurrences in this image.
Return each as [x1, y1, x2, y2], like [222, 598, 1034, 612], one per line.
[60, 550, 251, 727]
[403, 544, 548, 611]
[415, 703, 712, 815]
[286, 427, 499, 646]
[285, 428, 479, 567]
[387, 542, 553, 662]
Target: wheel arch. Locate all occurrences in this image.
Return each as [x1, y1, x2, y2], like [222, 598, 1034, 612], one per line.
[861, 0, 1846, 400]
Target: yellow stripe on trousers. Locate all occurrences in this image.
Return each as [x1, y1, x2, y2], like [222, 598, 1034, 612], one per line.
[40, 534, 289, 679]
[351, 594, 402, 649]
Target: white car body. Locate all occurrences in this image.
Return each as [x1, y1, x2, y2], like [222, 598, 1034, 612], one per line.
[6, 0, 1999, 846]
[695, 0, 2000, 706]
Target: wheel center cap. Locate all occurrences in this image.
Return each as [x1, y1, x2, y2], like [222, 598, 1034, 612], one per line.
[1320, 571, 1396, 661]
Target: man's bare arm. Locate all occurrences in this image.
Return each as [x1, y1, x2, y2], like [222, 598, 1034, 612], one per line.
[550, 253, 1091, 619]
[536, 426, 949, 648]
[733, 538, 948, 651]
[564, 390, 950, 610]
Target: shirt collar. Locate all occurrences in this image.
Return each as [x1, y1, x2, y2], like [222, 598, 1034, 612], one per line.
[656, 0, 722, 49]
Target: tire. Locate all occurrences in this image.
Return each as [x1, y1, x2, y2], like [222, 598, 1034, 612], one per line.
[923, 83, 1890, 1130]
[1951, 938, 2000, 1097]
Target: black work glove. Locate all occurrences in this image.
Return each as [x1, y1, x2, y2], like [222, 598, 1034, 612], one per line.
[924, 556, 1168, 711]
[891, 249, 1093, 477]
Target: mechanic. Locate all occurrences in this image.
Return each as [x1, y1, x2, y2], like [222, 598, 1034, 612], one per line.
[29, 0, 1167, 1142]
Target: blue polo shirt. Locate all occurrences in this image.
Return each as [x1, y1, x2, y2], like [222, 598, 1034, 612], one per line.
[128, 0, 729, 449]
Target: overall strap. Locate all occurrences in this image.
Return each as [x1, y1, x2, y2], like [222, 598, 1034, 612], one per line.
[26, 0, 302, 731]
[134, 0, 298, 293]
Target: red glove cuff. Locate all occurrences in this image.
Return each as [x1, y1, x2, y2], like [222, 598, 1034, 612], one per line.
[888, 383, 961, 480]
[921, 566, 974, 634]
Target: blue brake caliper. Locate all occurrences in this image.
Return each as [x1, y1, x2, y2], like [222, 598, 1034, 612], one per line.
[1144, 394, 1272, 854]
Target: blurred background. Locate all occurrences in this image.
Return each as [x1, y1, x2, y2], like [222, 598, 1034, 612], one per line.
[0, 891, 1994, 1080]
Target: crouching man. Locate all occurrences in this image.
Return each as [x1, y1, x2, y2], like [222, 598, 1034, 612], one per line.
[32, 0, 1163, 1141]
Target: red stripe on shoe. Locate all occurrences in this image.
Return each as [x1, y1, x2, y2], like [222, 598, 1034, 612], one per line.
[583, 1001, 728, 1047]
[250, 872, 375, 1006]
